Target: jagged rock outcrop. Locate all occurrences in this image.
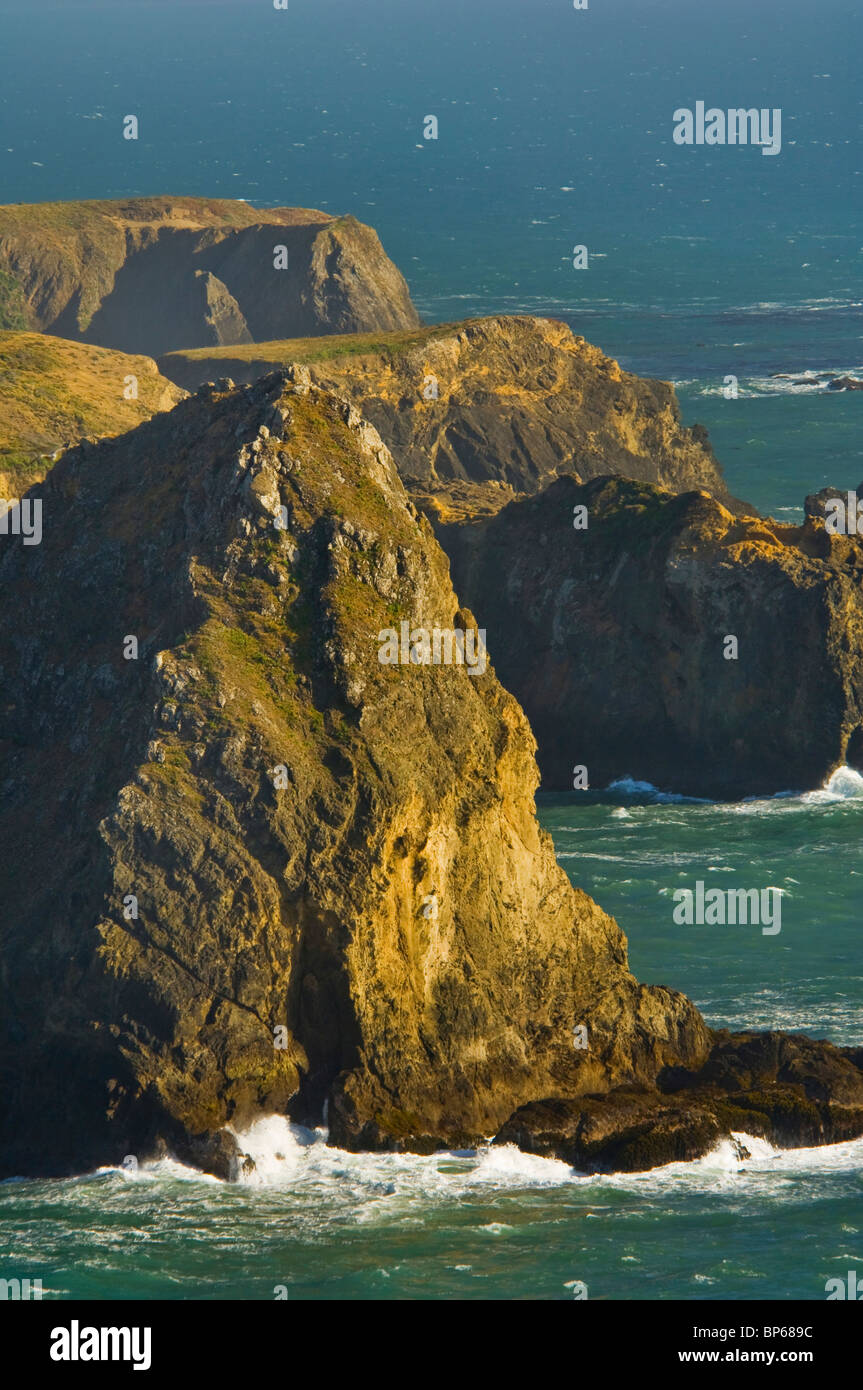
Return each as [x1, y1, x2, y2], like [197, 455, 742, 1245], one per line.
[158, 316, 734, 511]
[2, 378, 861, 1179]
[439, 474, 863, 798]
[0, 370, 710, 1179]
[0, 330, 185, 495]
[804, 483, 863, 523]
[0, 197, 420, 357]
[497, 1031, 863, 1172]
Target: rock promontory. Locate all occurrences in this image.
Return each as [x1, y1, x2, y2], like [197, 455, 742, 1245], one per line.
[158, 316, 734, 511]
[0, 370, 708, 1178]
[439, 474, 863, 798]
[0, 197, 420, 357]
[1, 380, 860, 1178]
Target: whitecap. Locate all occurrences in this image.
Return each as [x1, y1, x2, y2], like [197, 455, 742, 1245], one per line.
[605, 776, 711, 805]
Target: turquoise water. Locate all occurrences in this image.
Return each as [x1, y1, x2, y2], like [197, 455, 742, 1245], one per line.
[3, 0, 858, 521]
[2, 1127, 862, 1301]
[3, 775, 863, 1302]
[543, 774, 863, 1045]
[0, 0, 861, 1302]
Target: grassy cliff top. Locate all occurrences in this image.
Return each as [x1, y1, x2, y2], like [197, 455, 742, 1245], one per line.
[0, 331, 184, 492]
[160, 321, 474, 369]
[0, 196, 335, 238]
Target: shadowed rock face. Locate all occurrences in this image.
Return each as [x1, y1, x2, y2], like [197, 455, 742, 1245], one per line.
[1, 379, 860, 1179]
[0, 197, 420, 357]
[0, 371, 709, 1179]
[158, 316, 734, 510]
[496, 1032, 863, 1172]
[438, 473, 863, 799]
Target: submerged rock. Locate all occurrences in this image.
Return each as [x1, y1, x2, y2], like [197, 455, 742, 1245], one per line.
[827, 376, 863, 391]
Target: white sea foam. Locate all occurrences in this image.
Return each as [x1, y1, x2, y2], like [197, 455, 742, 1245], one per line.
[801, 765, 863, 802]
[226, 1114, 313, 1184]
[600, 766, 863, 813]
[98, 1157, 221, 1184]
[726, 765, 863, 814]
[464, 1143, 574, 1186]
[167, 1114, 863, 1210]
[689, 364, 863, 399]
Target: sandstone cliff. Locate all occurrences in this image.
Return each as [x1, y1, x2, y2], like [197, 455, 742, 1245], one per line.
[0, 371, 708, 1178]
[0, 331, 185, 495]
[0, 197, 420, 357]
[158, 316, 732, 509]
[439, 474, 863, 798]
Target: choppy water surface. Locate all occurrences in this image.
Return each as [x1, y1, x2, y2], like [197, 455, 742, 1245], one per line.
[2, 774, 861, 1301]
[0, 0, 860, 1303]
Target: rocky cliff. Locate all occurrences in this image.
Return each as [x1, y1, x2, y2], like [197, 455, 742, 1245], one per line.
[498, 1030, 863, 1172]
[0, 197, 420, 357]
[1, 378, 860, 1178]
[158, 316, 733, 510]
[0, 331, 185, 495]
[439, 474, 863, 798]
[0, 370, 710, 1179]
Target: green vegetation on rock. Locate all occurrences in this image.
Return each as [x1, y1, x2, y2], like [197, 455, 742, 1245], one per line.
[0, 270, 27, 331]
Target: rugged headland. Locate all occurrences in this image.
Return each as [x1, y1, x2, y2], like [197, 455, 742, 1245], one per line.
[1, 377, 861, 1179]
[158, 315, 734, 510]
[439, 474, 863, 798]
[0, 369, 708, 1177]
[0, 197, 420, 357]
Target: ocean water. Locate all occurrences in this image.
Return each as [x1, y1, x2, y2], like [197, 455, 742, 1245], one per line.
[2, 0, 859, 519]
[2, 772, 863, 1301]
[3, 1119, 862, 1301]
[0, 0, 861, 1300]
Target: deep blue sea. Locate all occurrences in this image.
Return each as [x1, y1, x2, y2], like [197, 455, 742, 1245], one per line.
[0, 0, 861, 1300]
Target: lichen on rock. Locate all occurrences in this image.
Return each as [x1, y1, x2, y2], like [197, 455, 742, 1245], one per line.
[0, 371, 711, 1177]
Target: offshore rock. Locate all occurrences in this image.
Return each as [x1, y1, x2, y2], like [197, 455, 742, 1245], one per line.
[0, 372, 708, 1177]
[827, 376, 863, 391]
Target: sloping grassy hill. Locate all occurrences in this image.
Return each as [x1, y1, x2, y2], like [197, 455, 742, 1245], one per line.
[0, 331, 185, 493]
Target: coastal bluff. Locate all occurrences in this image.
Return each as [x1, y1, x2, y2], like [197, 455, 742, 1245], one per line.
[0, 196, 420, 357]
[1, 377, 861, 1179]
